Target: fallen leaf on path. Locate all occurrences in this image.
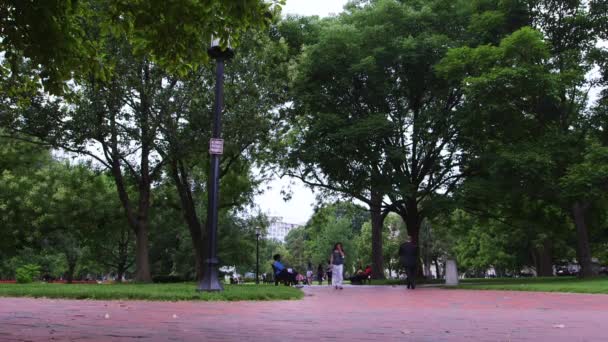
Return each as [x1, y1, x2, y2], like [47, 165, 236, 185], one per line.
[553, 324, 565, 329]
[104, 313, 110, 319]
[401, 330, 412, 334]
[172, 314, 178, 319]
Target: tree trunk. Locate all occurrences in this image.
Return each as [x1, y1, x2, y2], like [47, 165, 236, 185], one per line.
[402, 199, 423, 276]
[116, 265, 125, 283]
[534, 239, 553, 277]
[170, 160, 206, 282]
[134, 222, 152, 282]
[571, 201, 594, 278]
[66, 261, 76, 284]
[114, 229, 133, 283]
[110, 159, 152, 283]
[370, 191, 385, 279]
[193, 233, 205, 282]
[404, 202, 421, 247]
[433, 258, 441, 279]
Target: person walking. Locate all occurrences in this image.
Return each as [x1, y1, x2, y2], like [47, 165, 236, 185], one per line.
[398, 235, 418, 289]
[317, 263, 324, 285]
[330, 242, 345, 290]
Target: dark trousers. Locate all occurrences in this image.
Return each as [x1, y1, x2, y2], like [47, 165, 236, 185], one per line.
[349, 274, 369, 284]
[405, 266, 416, 289]
[276, 270, 297, 285]
[327, 272, 332, 285]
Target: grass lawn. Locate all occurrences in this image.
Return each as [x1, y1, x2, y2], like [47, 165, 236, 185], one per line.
[0, 282, 303, 301]
[345, 276, 608, 294]
[454, 276, 608, 294]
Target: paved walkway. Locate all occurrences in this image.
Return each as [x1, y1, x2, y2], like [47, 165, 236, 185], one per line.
[1, 286, 607, 341]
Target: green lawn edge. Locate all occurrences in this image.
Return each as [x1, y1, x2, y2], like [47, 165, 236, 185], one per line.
[445, 277, 608, 294]
[0, 283, 304, 301]
[346, 276, 608, 295]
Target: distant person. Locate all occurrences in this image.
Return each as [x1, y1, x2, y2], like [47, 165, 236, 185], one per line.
[317, 264, 324, 285]
[398, 235, 418, 289]
[273, 254, 297, 285]
[330, 242, 345, 290]
[326, 260, 333, 286]
[306, 262, 314, 285]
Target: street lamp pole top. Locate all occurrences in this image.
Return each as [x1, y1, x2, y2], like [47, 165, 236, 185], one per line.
[255, 227, 262, 237]
[208, 37, 235, 60]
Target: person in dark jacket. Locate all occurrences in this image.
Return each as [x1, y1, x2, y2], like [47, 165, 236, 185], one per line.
[326, 260, 333, 286]
[272, 254, 297, 285]
[398, 236, 418, 289]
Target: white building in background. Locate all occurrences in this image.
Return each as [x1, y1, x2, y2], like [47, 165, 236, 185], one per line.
[266, 217, 302, 242]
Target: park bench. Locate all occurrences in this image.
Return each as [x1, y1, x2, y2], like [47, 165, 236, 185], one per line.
[271, 264, 295, 286]
[350, 273, 372, 285]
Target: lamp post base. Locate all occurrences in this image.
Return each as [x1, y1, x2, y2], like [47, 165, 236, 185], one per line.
[197, 259, 223, 292]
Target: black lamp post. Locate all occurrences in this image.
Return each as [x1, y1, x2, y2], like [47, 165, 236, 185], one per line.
[255, 227, 261, 284]
[197, 37, 234, 292]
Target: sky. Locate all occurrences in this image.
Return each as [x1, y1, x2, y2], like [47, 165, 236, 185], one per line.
[252, 0, 349, 225]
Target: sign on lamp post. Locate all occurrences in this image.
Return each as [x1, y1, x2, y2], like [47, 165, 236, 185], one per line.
[209, 138, 224, 155]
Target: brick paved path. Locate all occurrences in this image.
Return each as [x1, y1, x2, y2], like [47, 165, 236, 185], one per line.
[1, 286, 607, 341]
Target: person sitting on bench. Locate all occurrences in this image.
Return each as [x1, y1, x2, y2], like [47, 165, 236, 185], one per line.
[272, 254, 298, 285]
[350, 265, 372, 284]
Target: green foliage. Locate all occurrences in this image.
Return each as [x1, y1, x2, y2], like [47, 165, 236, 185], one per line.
[355, 214, 406, 273]
[0, 137, 138, 281]
[561, 143, 608, 201]
[0, 0, 283, 92]
[273, 202, 370, 276]
[284, 227, 308, 271]
[1, 248, 67, 281]
[279, 0, 532, 254]
[310, 217, 357, 273]
[437, 0, 607, 277]
[292, 202, 368, 274]
[15, 264, 41, 284]
[218, 215, 262, 274]
[260, 239, 288, 275]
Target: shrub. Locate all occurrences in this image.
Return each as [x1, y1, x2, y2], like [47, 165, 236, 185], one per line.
[16, 264, 41, 283]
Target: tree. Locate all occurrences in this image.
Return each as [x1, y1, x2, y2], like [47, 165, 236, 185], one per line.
[438, 1, 605, 277]
[0, 136, 131, 282]
[0, 136, 52, 261]
[1, 0, 285, 282]
[282, 0, 516, 277]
